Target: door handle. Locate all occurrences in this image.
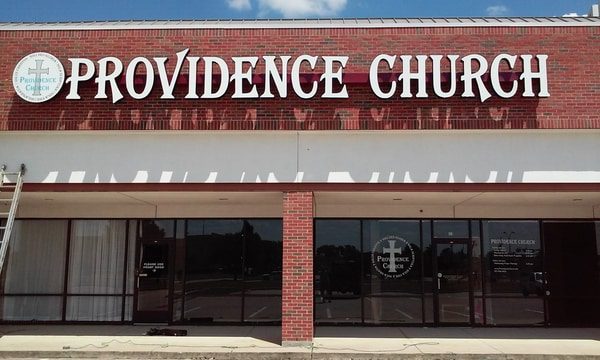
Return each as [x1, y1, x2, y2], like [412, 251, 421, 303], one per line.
[437, 272, 443, 289]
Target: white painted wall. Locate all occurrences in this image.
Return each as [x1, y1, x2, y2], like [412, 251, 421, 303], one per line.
[17, 202, 283, 218]
[314, 204, 595, 219]
[1, 130, 599, 184]
[15, 200, 595, 219]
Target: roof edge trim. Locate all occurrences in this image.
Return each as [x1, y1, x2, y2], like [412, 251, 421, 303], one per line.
[1, 17, 600, 31]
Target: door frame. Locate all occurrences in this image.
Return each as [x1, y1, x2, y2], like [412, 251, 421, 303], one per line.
[132, 222, 175, 323]
[432, 238, 474, 326]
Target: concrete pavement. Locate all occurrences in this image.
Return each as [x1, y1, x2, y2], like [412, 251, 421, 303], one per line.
[0, 325, 598, 359]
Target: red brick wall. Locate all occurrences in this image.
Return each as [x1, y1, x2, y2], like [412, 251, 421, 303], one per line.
[282, 191, 313, 343]
[0, 26, 599, 131]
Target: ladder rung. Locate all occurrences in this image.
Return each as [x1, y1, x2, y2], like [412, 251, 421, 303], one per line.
[0, 212, 9, 216]
[0, 227, 6, 230]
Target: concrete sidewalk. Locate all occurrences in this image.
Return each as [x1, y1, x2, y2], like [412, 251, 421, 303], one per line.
[0, 325, 598, 359]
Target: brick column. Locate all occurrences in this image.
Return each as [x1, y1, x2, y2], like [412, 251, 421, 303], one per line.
[281, 191, 314, 346]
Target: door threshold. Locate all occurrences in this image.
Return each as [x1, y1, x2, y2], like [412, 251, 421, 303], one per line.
[133, 323, 170, 326]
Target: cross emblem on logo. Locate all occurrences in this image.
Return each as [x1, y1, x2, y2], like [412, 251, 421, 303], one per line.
[383, 240, 403, 273]
[28, 59, 50, 96]
[371, 235, 415, 279]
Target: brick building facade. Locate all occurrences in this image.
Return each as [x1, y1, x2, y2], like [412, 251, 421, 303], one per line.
[0, 18, 599, 345]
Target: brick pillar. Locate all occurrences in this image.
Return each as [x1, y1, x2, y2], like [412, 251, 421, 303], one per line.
[281, 191, 314, 346]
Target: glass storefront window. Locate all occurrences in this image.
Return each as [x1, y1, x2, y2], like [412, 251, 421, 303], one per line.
[433, 220, 469, 239]
[315, 219, 425, 324]
[140, 219, 175, 240]
[483, 221, 542, 297]
[1, 296, 63, 321]
[182, 219, 282, 323]
[242, 219, 282, 322]
[471, 220, 483, 296]
[3, 220, 68, 295]
[66, 296, 123, 321]
[485, 298, 544, 325]
[5, 217, 597, 327]
[364, 296, 423, 324]
[244, 296, 282, 322]
[315, 220, 362, 323]
[184, 220, 243, 323]
[595, 221, 600, 289]
[363, 220, 422, 297]
[68, 220, 127, 295]
[67, 220, 128, 321]
[243, 220, 283, 296]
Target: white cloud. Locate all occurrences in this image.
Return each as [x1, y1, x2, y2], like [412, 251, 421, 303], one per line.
[486, 5, 509, 16]
[226, 0, 252, 11]
[562, 12, 584, 17]
[258, 0, 348, 18]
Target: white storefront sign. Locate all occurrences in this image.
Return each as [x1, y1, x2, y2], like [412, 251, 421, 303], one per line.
[13, 49, 550, 104]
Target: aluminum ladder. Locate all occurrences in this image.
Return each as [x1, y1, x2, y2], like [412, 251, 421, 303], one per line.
[0, 164, 25, 274]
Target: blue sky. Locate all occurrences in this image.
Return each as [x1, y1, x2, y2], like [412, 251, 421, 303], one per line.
[0, 0, 596, 22]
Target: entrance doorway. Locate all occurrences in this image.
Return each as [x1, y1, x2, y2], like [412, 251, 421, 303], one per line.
[133, 221, 175, 323]
[433, 239, 472, 325]
[133, 240, 173, 322]
[543, 221, 600, 326]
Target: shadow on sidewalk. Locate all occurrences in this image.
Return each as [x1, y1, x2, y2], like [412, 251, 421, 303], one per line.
[1, 324, 599, 344]
[0, 324, 282, 345]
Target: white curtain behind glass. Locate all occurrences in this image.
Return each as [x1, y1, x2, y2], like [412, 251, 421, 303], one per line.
[3, 220, 68, 320]
[66, 220, 126, 321]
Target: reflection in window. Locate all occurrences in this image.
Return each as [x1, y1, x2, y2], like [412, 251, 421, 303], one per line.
[140, 220, 175, 240]
[483, 221, 542, 297]
[363, 220, 422, 297]
[315, 219, 425, 324]
[422, 221, 433, 297]
[486, 298, 544, 325]
[183, 219, 282, 323]
[315, 220, 361, 323]
[433, 220, 469, 239]
[243, 220, 283, 296]
[364, 296, 423, 324]
[244, 296, 282, 322]
[184, 220, 243, 322]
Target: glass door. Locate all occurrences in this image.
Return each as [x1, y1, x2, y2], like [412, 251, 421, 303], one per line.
[433, 239, 472, 325]
[133, 240, 172, 323]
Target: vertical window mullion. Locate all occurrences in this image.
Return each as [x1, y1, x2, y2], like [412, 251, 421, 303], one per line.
[62, 219, 72, 322]
[121, 220, 130, 323]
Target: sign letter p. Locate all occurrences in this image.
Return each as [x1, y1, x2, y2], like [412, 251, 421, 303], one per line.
[66, 58, 95, 100]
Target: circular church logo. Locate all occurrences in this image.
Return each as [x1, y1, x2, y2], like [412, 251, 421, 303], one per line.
[12, 52, 65, 103]
[371, 235, 415, 279]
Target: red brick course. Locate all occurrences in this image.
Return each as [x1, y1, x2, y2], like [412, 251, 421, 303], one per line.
[282, 191, 314, 343]
[0, 26, 599, 131]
